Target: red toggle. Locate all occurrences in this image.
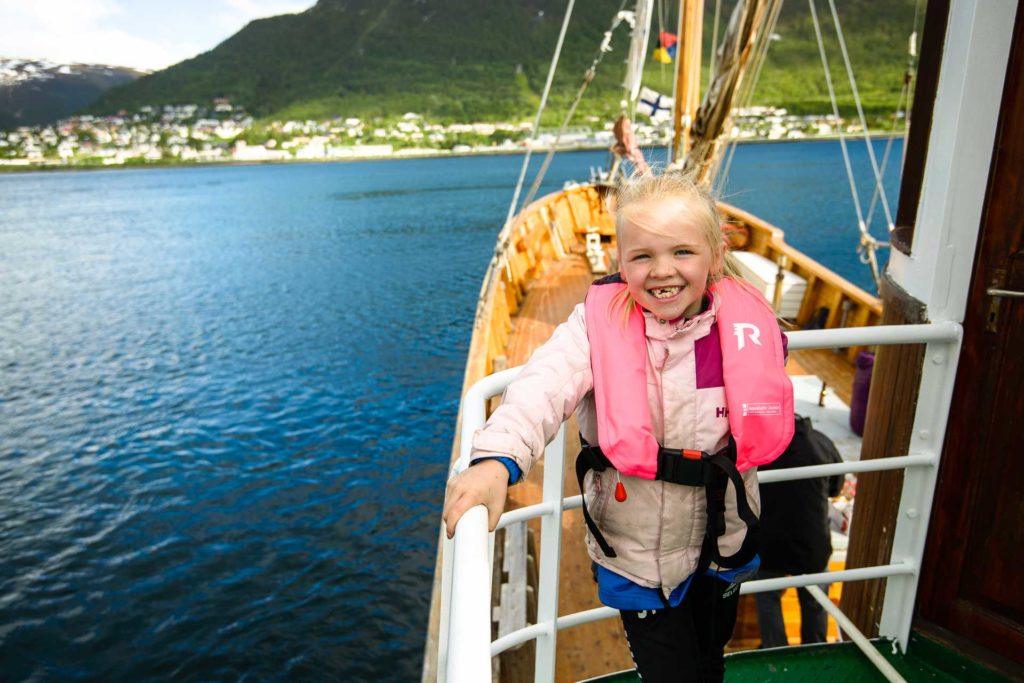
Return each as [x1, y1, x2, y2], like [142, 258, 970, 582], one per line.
[614, 481, 627, 502]
[683, 449, 703, 460]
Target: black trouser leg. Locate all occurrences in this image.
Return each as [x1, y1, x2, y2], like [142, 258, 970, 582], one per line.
[619, 573, 741, 682]
[690, 573, 741, 683]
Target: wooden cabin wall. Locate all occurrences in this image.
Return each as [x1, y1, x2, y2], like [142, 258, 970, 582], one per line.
[891, 0, 950, 255]
[839, 275, 926, 636]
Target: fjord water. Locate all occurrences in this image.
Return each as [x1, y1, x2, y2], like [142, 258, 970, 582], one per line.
[0, 140, 898, 681]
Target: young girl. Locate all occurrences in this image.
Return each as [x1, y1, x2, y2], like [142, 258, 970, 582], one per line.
[443, 172, 792, 682]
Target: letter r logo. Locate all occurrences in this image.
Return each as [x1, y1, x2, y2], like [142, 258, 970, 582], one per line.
[733, 322, 762, 350]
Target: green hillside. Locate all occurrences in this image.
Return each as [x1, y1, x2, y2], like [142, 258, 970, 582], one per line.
[90, 0, 923, 125]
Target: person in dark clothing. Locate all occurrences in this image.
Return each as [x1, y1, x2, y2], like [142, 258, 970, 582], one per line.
[755, 414, 844, 647]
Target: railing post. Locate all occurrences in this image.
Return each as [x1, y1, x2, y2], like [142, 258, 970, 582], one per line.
[534, 423, 566, 683]
[443, 367, 522, 682]
[446, 506, 493, 682]
[437, 530, 454, 683]
[880, 333, 962, 649]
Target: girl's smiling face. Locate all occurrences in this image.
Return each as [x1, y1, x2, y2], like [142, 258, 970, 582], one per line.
[617, 196, 720, 321]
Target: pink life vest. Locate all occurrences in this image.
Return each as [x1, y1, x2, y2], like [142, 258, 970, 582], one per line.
[584, 276, 794, 475]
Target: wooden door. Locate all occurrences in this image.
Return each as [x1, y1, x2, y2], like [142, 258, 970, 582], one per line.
[916, 6, 1024, 668]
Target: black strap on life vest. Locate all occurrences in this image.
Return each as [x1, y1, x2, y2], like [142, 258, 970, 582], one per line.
[575, 436, 760, 569]
[700, 444, 760, 569]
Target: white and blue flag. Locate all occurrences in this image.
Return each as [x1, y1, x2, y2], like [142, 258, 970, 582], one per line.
[638, 86, 674, 121]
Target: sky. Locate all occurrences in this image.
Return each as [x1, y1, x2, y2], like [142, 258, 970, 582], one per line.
[0, 0, 317, 71]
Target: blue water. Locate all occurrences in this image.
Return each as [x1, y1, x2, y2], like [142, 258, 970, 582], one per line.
[0, 140, 899, 681]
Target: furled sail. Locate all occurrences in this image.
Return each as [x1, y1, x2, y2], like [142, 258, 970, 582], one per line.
[673, 0, 782, 185]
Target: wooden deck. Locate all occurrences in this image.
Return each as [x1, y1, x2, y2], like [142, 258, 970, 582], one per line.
[786, 347, 856, 406]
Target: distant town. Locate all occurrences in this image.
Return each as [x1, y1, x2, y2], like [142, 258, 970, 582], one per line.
[0, 99, 885, 168]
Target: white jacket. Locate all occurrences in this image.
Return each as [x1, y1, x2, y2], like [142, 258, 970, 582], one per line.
[471, 297, 760, 598]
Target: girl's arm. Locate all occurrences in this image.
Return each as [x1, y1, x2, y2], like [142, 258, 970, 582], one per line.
[443, 304, 594, 534]
[470, 303, 593, 474]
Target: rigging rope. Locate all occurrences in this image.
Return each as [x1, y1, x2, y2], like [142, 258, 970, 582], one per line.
[657, 0, 672, 162]
[864, 76, 910, 230]
[502, 0, 576, 236]
[519, 2, 632, 210]
[716, 1, 778, 192]
[865, 125, 899, 231]
[713, 0, 784, 196]
[866, 0, 920, 233]
[479, 0, 636, 321]
[622, 0, 655, 106]
[701, 0, 918, 290]
[476, 0, 575, 318]
[808, 0, 882, 288]
[709, 0, 723, 83]
[667, 0, 683, 162]
[674, 0, 776, 183]
[826, 0, 895, 232]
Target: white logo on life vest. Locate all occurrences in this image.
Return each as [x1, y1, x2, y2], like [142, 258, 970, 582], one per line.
[742, 402, 783, 417]
[733, 322, 762, 350]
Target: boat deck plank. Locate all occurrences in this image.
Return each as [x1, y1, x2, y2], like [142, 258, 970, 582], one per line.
[787, 348, 856, 406]
[505, 256, 593, 367]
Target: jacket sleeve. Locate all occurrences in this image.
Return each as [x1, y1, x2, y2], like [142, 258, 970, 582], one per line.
[470, 303, 594, 479]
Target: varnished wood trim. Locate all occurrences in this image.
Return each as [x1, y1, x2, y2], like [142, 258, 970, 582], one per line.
[913, 620, 1024, 681]
[721, 202, 883, 314]
[839, 272, 927, 635]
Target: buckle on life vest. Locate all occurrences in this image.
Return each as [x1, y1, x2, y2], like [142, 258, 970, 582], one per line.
[655, 447, 706, 487]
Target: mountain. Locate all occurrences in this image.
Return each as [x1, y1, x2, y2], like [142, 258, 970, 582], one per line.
[89, 0, 920, 124]
[90, 0, 613, 122]
[0, 58, 145, 129]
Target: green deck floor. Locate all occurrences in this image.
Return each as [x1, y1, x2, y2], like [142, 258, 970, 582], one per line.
[585, 632, 1012, 682]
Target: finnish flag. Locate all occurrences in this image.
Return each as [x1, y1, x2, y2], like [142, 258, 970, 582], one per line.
[638, 87, 673, 121]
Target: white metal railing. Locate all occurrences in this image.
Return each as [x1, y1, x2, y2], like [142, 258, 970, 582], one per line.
[439, 322, 962, 683]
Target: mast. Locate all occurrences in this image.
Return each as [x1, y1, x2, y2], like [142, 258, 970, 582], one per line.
[675, 0, 776, 184]
[672, 0, 704, 161]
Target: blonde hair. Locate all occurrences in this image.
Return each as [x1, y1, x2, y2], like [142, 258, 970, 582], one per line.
[608, 170, 745, 319]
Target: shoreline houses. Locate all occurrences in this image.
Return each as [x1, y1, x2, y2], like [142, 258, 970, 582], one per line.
[0, 102, 871, 168]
